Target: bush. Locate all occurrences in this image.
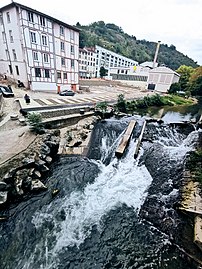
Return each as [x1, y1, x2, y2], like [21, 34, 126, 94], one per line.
[115, 94, 127, 113]
[27, 112, 45, 134]
[168, 82, 181, 94]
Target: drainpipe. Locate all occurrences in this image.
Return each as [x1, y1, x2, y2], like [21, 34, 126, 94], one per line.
[153, 41, 161, 68]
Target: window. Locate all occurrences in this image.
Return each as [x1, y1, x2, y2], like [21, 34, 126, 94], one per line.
[35, 68, 41, 77]
[63, 72, 67, 80]
[70, 45, 74, 54]
[70, 30, 74, 40]
[44, 69, 50, 78]
[12, 49, 17, 61]
[40, 16, 45, 26]
[9, 64, 12, 74]
[6, 12, 10, 23]
[28, 12, 34, 22]
[71, 59, 74, 68]
[57, 72, 61, 79]
[9, 30, 13, 43]
[60, 41, 65, 51]
[33, 51, 38, 61]
[43, 53, 49, 63]
[2, 32, 6, 43]
[42, 35, 47, 46]
[60, 25, 64, 35]
[5, 49, 9, 60]
[61, 57, 65, 66]
[15, 65, 19, 75]
[30, 32, 36, 43]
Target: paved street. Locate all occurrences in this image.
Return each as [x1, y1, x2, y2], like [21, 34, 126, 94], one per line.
[14, 84, 154, 110]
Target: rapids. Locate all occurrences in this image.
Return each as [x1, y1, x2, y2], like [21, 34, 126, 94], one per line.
[0, 116, 200, 269]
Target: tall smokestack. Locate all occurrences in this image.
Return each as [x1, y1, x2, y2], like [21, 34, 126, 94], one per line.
[153, 41, 161, 68]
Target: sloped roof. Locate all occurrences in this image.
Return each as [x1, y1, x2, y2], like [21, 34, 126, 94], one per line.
[149, 66, 180, 76]
[0, 1, 79, 32]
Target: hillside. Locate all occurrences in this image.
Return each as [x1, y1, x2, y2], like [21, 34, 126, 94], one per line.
[76, 21, 198, 70]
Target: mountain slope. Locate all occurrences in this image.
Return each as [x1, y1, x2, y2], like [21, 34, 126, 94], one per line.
[76, 21, 198, 70]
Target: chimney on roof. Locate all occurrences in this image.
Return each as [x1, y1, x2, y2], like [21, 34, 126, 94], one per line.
[153, 41, 161, 68]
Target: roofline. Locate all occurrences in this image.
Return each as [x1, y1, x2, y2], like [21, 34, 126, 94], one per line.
[150, 67, 180, 77]
[0, 2, 80, 32]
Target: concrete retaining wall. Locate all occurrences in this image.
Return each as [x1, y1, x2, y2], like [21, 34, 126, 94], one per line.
[0, 94, 4, 117]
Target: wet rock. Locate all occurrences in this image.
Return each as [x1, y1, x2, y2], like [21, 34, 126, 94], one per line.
[22, 176, 32, 190]
[31, 179, 47, 191]
[0, 191, 8, 204]
[0, 182, 8, 191]
[15, 176, 24, 195]
[40, 144, 51, 155]
[3, 169, 16, 184]
[45, 156, 52, 164]
[22, 157, 35, 167]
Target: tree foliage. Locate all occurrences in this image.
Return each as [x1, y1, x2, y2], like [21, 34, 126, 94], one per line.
[76, 22, 198, 70]
[100, 66, 108, 78]
[27, 112, 44, 134]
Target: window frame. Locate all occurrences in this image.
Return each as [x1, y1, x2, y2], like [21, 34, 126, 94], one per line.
[60, 41, 65, 51]
[35, 68, 41, 77]
[44, 69, 50, 78]
[42, 35, 47, 46]
[30, 31, 36, 43]
[43, 53, 49, 63]
[28, 12, 34, 23]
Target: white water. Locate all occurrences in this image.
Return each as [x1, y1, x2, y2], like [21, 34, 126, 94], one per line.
[26, 124, 198, 269]
[32, 139, 152, 251]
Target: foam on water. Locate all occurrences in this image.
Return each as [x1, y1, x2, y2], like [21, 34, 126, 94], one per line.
[27, 123, 198, 269]
[32, 139, 152, 251]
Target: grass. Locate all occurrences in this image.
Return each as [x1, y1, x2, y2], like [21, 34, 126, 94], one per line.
[163, 95, 194, 106]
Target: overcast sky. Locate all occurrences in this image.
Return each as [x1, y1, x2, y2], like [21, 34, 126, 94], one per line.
[1, 0, 202, 65]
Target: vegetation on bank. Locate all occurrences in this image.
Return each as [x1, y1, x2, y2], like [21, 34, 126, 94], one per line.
[76, 21, 198, 70]
[95, 93, 194, 116]
[169, 65, 202, 97]
[112, 93, 194, 114]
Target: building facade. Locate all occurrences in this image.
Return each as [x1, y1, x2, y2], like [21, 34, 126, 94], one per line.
[79, 47, 96, 79]
[0, 2, 79, 92]
[147, 66, 180, 93]
[94, 45, 138, 78]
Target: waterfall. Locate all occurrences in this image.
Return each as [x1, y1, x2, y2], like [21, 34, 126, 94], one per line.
[2, 117, 197, 269]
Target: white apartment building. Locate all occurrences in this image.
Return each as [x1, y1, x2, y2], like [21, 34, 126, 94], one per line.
[95, 45, 138, 78]
[0, 2, 79, 92]
[79, 47, 96, 78]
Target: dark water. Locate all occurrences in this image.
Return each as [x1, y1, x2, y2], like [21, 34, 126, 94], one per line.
[0, 116, 200, 269]
[138, 97, 202, 123]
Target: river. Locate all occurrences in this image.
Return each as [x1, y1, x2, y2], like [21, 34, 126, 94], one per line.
[0, 111, 201, 268]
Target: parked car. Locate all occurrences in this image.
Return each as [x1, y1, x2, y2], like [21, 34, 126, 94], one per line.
[59, 89, 75, 96]
[0, 85, 14, 97]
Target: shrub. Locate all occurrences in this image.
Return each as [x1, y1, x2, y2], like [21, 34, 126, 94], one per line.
[27, 112, 44, 134]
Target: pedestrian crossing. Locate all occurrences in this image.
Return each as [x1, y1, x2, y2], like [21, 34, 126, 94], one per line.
[18, 95, 116, 110]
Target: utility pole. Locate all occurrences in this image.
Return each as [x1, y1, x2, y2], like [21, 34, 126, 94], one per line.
[153, 41, 161, 68]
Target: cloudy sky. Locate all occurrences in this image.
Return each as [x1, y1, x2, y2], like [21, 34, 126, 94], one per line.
[1, 0, 202, 65]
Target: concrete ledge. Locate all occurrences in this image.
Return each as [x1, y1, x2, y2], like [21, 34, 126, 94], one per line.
[42, 111, 94, 129]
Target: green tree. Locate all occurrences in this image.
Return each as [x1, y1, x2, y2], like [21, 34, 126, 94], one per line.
[189, 76, 202, 96]
[115, 94, 127, 113]
[27, 112, 44, 134]
[168, 82, 181, 94]
[100, 66, 107, 78]
[176, 65, 194, 90]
